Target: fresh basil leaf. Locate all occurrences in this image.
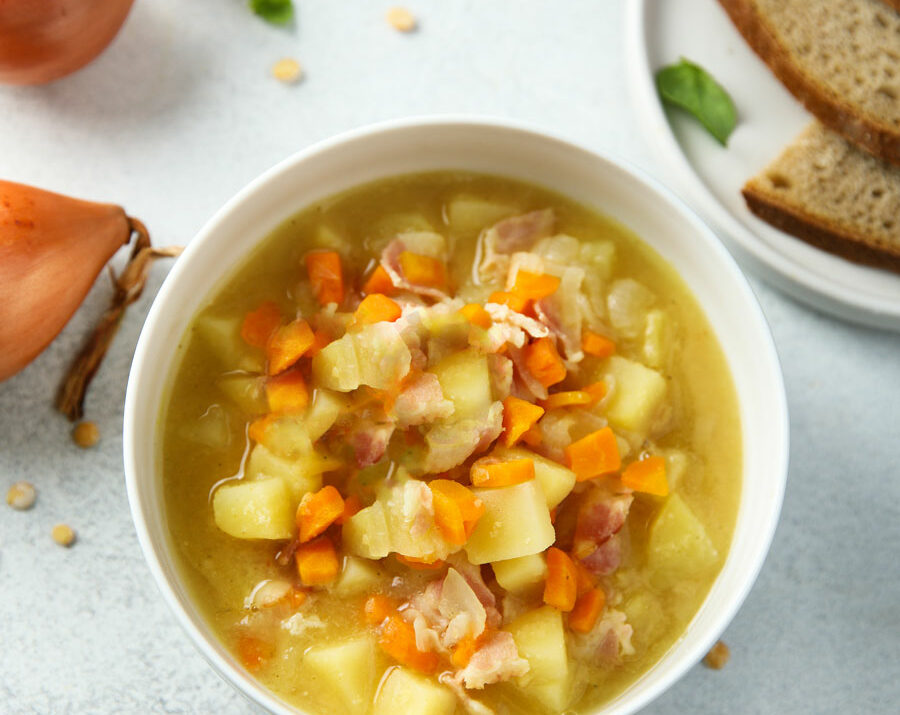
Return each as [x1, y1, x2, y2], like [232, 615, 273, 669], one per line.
[249, 0, 294, 26]
[655, 58, 737, 146]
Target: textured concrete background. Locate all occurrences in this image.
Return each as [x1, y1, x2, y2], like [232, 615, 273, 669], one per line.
[1, 1, 898, 713]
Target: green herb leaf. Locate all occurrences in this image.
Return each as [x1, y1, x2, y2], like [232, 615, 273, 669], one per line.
[655, 58, 737, 146]
[249, 0, 294, 26]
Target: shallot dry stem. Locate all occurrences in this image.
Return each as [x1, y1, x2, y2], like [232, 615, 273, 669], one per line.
[55, 218, 182, 421]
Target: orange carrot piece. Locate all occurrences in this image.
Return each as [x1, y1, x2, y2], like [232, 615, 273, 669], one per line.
[511, 271, 560, 301]
[237, 635, 274, 673]
[351, 293, 402, 328]
[621, 455, 669, 496]
[572, 558, 597, 597]
[240, 301, 282, 348]
[399, 251, 446, 288]
[460, 303, 492, 330]
[470, 458, 535, 488]
[337, 494, 363, 525]
[248, 413, 279, 444]
[307, 328, 332, 357]
[396, 554, 446, 570]
[543, 547, 578, 612]
[523, 337, 567, 387]
[541, 390, 592, 411]
[378, 614, 440, 674]
[431, 488, 467, 545]
[266, 370, 310, 414]
[584, 380, 608, 403]
[488, 290, 529, 314]
[267, 319, 315, 375]
[305, 251, 344, 306]
[568, 588, 606, 633]
[296, 485, 345, 543]
[565, 426, 621, 481]
[362, 264, 397, 296]
[501, 395, 545, 447]
[451, 634, 478, 669]
[429, 479, 485, 537]
[295, 536, 340, 586]
[582, 331, 616, 358]
[289, 588, 308, 609]
[521, 424, 543, 447]
[364, 594, 398, 625]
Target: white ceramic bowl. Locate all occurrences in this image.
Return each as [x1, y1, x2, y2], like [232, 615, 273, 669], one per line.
[124, 116, 789, 715]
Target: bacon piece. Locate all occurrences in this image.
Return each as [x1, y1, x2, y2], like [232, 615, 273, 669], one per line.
[454, 630, 529, 689]
[350, 421, 395, 467]
[392, 371, 454, 427]
[573, 488, 633, 577]
[569, 608, 635, 663]
[479, 210, 555, 283]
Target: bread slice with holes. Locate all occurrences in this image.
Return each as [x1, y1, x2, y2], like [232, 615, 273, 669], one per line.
[718, 0, 900, 166]
[743, 122, 900, 273]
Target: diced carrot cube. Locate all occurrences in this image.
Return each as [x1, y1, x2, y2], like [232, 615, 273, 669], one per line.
[399, 251, 446, 288]
[267, 319, 315, 375]
[429, 479, 485, 537]
[572, 558, 597, 597]
[584, 381, 608, 403]
[266, 370, 310, 413]
[307, 329, 332, 357]
[248, 413, 279, 444]
[543, 547, 578, 612]
[568, 587, 606, 633]
[362, 264, 397, 296]
[237, 635, 274, 673]
[511, 271, 560, 301]
[305, 251, 344, 306]
[460, 303, 492, 330]
[582, 331, 616, 358]
[295, 536, 340, 586]
[621, 455, 669, 496]
[296, 485, 345, 543]
[523, 337, 567, 388]
[396, 554, 445, 570]
[351, 293, 402, 328]
[378, 614, 440, 674]
[240, 301, 282, 348]
[336, 494, 363, 525]
[565, 426, 621, 481]
[431, 488, 467, 545]
[488, 290, 529, 313]
[364, 594, 398, 625]
[501, 395, 545, 447]
[541, 390, 592, 411]
[470, 458, 535, 488]
[521, 424, 543, 447]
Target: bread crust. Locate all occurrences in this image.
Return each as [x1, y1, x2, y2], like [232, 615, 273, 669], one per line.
[742, 185, 900, 274]
[718, 0, 900, 167]
[879, 0, 900, 12]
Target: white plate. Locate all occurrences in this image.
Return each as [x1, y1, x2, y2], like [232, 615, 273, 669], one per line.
[625, 0, 900, 331]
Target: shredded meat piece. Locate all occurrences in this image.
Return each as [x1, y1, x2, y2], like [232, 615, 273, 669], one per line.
[569, 608, 634, 662]
[439, 674, 496, 715]
[402, 480, 435, 538]
[454, 630, 529, 689]
[392, 371, 454, 426]
[350, 421, 395, 467]
[484, 303, 549, 339]
[507, 344, 549, 401]
[447, 555, 501, 629]
[573, 488, 633, 576]
[479, 209, 555, 282]
[423, 401, 503, 473]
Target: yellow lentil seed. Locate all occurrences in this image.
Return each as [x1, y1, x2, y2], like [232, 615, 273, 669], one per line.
[386, 7, 416, 32]
[271, 58, 303, 84]
[703, 640, 730, 670]
[72, 421, 100, 448]
[6, 481, 36, 510]
[51, 523, 76, 547]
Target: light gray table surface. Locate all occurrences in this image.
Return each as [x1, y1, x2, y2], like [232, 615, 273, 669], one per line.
[1, 1, 898, 713]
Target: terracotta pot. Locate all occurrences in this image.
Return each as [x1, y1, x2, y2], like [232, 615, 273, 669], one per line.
[0, 0, 135, 85]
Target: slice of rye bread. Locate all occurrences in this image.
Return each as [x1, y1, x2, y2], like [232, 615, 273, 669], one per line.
[743, 122, 900, 273]
[718, 0, 900, 166]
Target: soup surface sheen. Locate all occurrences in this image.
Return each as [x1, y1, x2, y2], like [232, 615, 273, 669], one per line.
[161, 172, 741, 715]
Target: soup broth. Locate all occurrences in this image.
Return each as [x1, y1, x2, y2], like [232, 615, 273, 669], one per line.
[161, 172, 741, 714]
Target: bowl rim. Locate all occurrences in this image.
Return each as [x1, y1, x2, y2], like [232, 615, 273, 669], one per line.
[124, 114, 789, 715]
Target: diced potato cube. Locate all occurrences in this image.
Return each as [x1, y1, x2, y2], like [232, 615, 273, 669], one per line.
[599, 356, 667, 436]
[643, 308, 670, 370]
[313, 323, 411, 392]
[530, 679, 572, 713]
[465, 481, 555, 564]
[432, 349, 491, 419]
[508, 606, 568, 687]
[493, 447, 576, 508]
[180, 405, 231, 448]
[343, 501, 392, 559]
[445, 195, 517, 235]
[621, 591, 665, 646]
[304, 636, 376, 715]
[305, 389, 348, 441]
[217, 374, 267, 415]
[312, 334, 361, 392]
[648, 494, 719, 588]
[373, 667, 456, 715]
[333, 556, 382, 598]
[492, 553, 547, 594]
[375, 212, 435, 238]
[245, 444, 325, 501]
[212, 477, 294, 540]
[423, 312, 471, 366]
[255, 415, 314, 459]
[662, 448, 690, 491]
[193, 313, 263, 372]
